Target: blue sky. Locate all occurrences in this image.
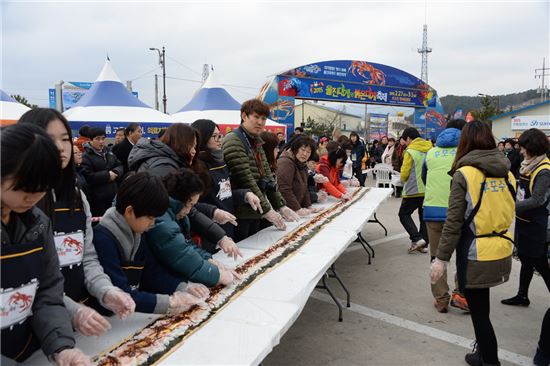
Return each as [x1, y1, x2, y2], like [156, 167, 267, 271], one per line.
[2, 0, 548, 114]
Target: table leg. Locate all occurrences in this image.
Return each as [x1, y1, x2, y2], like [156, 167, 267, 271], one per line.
[316, 273, 343, 322]
[328, 264, 350, 307]
[368, 212, 388, 237]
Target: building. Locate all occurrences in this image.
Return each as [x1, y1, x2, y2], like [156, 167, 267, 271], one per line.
[490, 100, 550, 140]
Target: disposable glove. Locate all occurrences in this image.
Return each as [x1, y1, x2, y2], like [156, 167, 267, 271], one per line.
[340, 192, 352, 201]
[430, 258, 448, 284]
[263, 209, 286, 230]
[213, 209, 238, 226]
[186, 282, 210, 300]
[245, 192, 263, 213]
[54, 348, 91, 366]
[218, 236, 243, 260]
[72, 306, 111, 336]
[168, 291, 206, 314]
[279, 206, 300, 222]
[317, 190, 328, 203]
[296, 208, 311, 217]
[313, 174, 329, 184]
[102, 288, 135, 319]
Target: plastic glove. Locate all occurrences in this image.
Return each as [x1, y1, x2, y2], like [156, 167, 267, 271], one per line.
[213, 209, 238, 226]
[245, 192, 263, 213]
[72, 306, 111, 336]
[296, 208, 311, 217]
[308, 206, 323, 214]
[102, 288, 135, 319]
[349, 177, 360, 187]
[430, 258, 448, 284]
[217, 267, 243, 286]
[186, 282, 210, 300]
[279, 206, 300, 222]
[341, 180, 350, 187]
[317, 190, 328, 203]
[54, 348, 91, 366]
[340, 192, 352, 201]
[263, 209, 286, 230]
[168, 291, 206, 314]
[218, 236, 243, 260]
[313, 174, 329, 184]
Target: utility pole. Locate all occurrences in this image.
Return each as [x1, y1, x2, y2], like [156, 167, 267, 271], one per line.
[149, 47, 167, 113]
[126, 81, 133, 93]
[535, 57, 550, 103]
[363, 104, 369, 142]
[154, 74, 159, 110]
[418, 24, 432, 83]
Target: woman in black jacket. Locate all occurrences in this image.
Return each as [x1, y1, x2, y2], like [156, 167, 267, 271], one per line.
[191, 119, 261, 243]
[128, 124, 241, 259]
[349, 131, 366, 186]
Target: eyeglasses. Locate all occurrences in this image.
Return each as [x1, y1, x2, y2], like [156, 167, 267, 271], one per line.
[210, 133, 222, 141]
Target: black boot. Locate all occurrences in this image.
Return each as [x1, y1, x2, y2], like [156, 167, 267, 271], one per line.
[501, 294, 530, 306]
[465, 342, 483, 366]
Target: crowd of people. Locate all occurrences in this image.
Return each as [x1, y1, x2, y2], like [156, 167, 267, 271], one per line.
[1, 98, 549, 366]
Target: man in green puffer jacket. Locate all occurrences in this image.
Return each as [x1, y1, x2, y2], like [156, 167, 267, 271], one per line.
[223, 99, 300, 240]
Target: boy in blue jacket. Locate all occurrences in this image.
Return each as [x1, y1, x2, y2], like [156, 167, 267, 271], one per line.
[93, 172, 209, 314]
[146, 168, 240, 288]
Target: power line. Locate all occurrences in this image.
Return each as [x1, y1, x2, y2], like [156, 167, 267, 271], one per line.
[129, 65, 162, 81]
[165, 55, 202, 76]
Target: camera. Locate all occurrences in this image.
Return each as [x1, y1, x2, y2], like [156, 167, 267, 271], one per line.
[257, 178, 278, 193]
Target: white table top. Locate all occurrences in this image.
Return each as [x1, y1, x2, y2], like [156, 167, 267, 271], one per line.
[24, 188, 393, 366]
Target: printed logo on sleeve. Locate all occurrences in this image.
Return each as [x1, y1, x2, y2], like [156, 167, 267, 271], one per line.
[0, 281, 38, 329]
[54, 231, 84, 268]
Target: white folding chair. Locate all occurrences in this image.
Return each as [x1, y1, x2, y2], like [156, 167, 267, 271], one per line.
[373, 164, 393, 189]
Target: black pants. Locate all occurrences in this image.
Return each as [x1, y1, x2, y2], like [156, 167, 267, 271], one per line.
[398, 196, 428, 243]
[518, 254, 550, 296]
[464, 288, 499, 364]
[353, 165, 365, 186]
[539, 308, 550, 360]
[234, 218, 261, 242]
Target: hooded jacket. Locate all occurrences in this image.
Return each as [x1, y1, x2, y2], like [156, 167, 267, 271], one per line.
[93, 207, 186, 314]
[128, 139, 227, 246]
[422, 128, 461, 221]
[276, 150, 312, 211]
[400, 137, 433, 197]
[146, 198, 220, 287]
[437, 149, 514, 289]
[316, 155, 346, 198]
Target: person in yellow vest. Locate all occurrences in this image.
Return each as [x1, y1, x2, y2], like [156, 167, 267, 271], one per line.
[501, 128, 550, 307]
[398, 127, 432, 253]
[430, 121, 516, 366]
[422, 119, 467, 313]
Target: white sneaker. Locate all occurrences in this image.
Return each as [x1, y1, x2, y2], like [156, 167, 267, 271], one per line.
[408, 239, 427, 254]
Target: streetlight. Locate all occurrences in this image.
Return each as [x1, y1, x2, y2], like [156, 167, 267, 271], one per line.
[149, 47, 167, 113]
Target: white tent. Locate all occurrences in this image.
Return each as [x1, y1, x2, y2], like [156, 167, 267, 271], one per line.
[64, 60, 172, 137]
[1, 89, 30, 126]
[171, 72, 286, 135]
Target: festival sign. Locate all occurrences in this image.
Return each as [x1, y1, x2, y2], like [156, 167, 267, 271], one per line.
[259, 60, 443, 135]
[510, 115, 550, 130]
[49, 82, 139, 112]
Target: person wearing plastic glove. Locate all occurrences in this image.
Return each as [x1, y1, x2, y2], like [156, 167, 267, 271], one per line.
[223, 99, 293, 241]
[94, 173, 215, 315]
[146, 169, 243, 290]
[18, 109, 136, 337]
[429, 121, 517, 366]
[276, 136, 324, 218]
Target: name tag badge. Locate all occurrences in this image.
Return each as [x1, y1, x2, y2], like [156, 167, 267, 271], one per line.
[216, 179, 233, 201]
[54, 231, 84, 268]
[517, 187, 526, 202]
[0, 280, 38, 330]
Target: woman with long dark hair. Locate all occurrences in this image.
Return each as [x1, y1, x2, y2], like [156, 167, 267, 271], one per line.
[19, 108, 135, 337]
[191, 119, 261, 244]
[260, 131, 280, 173]
[349, 131, 366, 186]
[1, 123, 90, 365]
[501, 128, 550, 306]
[128, 123, 241, 259]
[430, 121, 516, 366]
[316, 146, 352, 200]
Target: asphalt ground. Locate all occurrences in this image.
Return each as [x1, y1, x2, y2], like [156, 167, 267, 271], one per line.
[263, 178, 547, 366]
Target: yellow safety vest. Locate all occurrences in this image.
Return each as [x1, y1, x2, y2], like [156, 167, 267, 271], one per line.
[458, 166, 516, 261]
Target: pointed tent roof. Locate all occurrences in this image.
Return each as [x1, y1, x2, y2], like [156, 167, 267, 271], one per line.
[0, 89, 31, 126]
[171, 71, 285, 129]
[176, 71, 242, 112]
[64, 60, 171, 122]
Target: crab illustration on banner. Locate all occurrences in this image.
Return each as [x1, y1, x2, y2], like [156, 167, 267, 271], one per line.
[259, 60, 441, 133]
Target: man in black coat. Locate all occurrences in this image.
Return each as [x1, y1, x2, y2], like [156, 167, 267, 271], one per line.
[112, 123, 142, 173]
[81, 127, 124, 217]
[504, 138, 522, 178]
